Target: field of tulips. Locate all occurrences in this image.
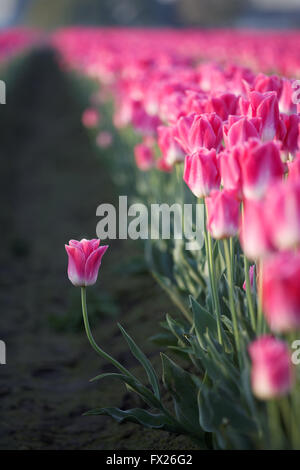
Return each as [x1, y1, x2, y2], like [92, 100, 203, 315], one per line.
[2, 26, 300, 450]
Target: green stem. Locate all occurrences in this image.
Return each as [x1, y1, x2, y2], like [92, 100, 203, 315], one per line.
[267, 400, 283, 449]
[244, 256, 256, 331]
[203, 201, 223, 346]
[81, 287, 135, 379]
[257, 261, 264, 335]
[223, 238, 241, 359]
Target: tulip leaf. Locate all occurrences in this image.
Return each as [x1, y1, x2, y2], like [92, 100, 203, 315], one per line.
[161, 353, 202, 438]
[90, 372, 161, 409]
[198, 386, 257, 435]
[118, 323, 161, 400]
[84, 407, 182, 433]
[190, 295, 233, 353]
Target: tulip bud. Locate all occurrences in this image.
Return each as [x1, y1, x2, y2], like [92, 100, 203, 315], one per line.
[219, 147, 243, 199]
[262, 251, 300, 332]
[183, 148, 220, 198]
[249, 336, 294, 400]
[240, 91, 280, 142]
[239, 199, 272, 260]
[65, 239, 108, 287]
[265, 181, 300, 251]
[157, 125, 185, 167]
[134, 143, 155, 171]
[206, 190, 240, 239]
[175, 112, 223, 155]
[82, 108, 100, 128]
[223, 116, 260, 149]
[239, 139, 284, 200]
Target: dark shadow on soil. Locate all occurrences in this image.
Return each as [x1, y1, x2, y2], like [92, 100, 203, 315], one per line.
[0, 49, 199, 450]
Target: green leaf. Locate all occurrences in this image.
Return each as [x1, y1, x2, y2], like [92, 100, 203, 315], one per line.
[198, 386, 257, 435]
[84, 407, 181, 433]
[90, 372, 161, 409]
[190, 295, 216, 349]
[149, 331, 178, 347]
[118, 323, 161, 400]
[151, 271, 192, 323]
[190, 296, 232, 353]
[161, 353, 202, 438]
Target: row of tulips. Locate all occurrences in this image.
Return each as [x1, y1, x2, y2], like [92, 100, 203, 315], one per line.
[0, 28, 39, 63]
[55, 28, 300, 449]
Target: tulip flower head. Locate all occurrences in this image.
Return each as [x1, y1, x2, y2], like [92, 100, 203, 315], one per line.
[82, 108, 100, 128]
[183, 148, 220, 198]
[249, 336, 294, 400]
[262, 251, 300, 332]
[134, 143, 155, 171]
[65, 239, 108, 287]
[206, 190, 240, 239]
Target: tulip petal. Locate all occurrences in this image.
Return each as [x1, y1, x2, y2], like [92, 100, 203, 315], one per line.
[84, 245, 109, 286]
[65, 244, 86, 286]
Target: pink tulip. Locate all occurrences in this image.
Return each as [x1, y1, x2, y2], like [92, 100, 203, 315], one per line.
[82, 108, 100, 128]
[239, 139, 284, 200]
[183, 148, 220, 198]
[254, 73, 282, 97]
[262, 251, 300, 332]
[65, 239, 108, 287]
[219, 147, 243, 199]
[243, 265, 255, 291]
[96, 131, 113, 148]
[206, 190, 240, 239]
[134, 143, 155, 171]
[157, 125, 185, 166]
[281, 114, 300, 157]
[249, 336, 294, 400]
[239, 199, 272, 260]
[279, 79, 297, 115]
[240, 91, 280, 142]
[288, 152, 300, 181]
[205, 92, 239, 121]
[265, 181, 300, 251]
[175, 113, 223, 154]
[223, 116, 261, 149]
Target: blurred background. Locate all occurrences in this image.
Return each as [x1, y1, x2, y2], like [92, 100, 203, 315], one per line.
[1, 0, 300, 29]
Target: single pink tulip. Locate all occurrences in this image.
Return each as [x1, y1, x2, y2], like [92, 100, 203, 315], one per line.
[82, 108, 100, 128]
[265, 181, 300, 251]
[175, 113, 223, 154]
[262, 251, 300, 332]
[239, 139, 284, 200]
[249, 336, 294, 400]
[65, 239, 108, 287]
[157, 125, 185, 167]
[239, 199, 273, 260]
[279, 78, 297, 115]
[240, 91, 280, 142]
[206, 190, 240, 239]
[281, 114, 300, 157]
[219, 148, 243, 199]
[183, 148, 220, 198]
[205, 92, 239, 121]
[254, 73, 283, 97]
[134, 143, 155, 171]
[223, 116, 260, 148]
